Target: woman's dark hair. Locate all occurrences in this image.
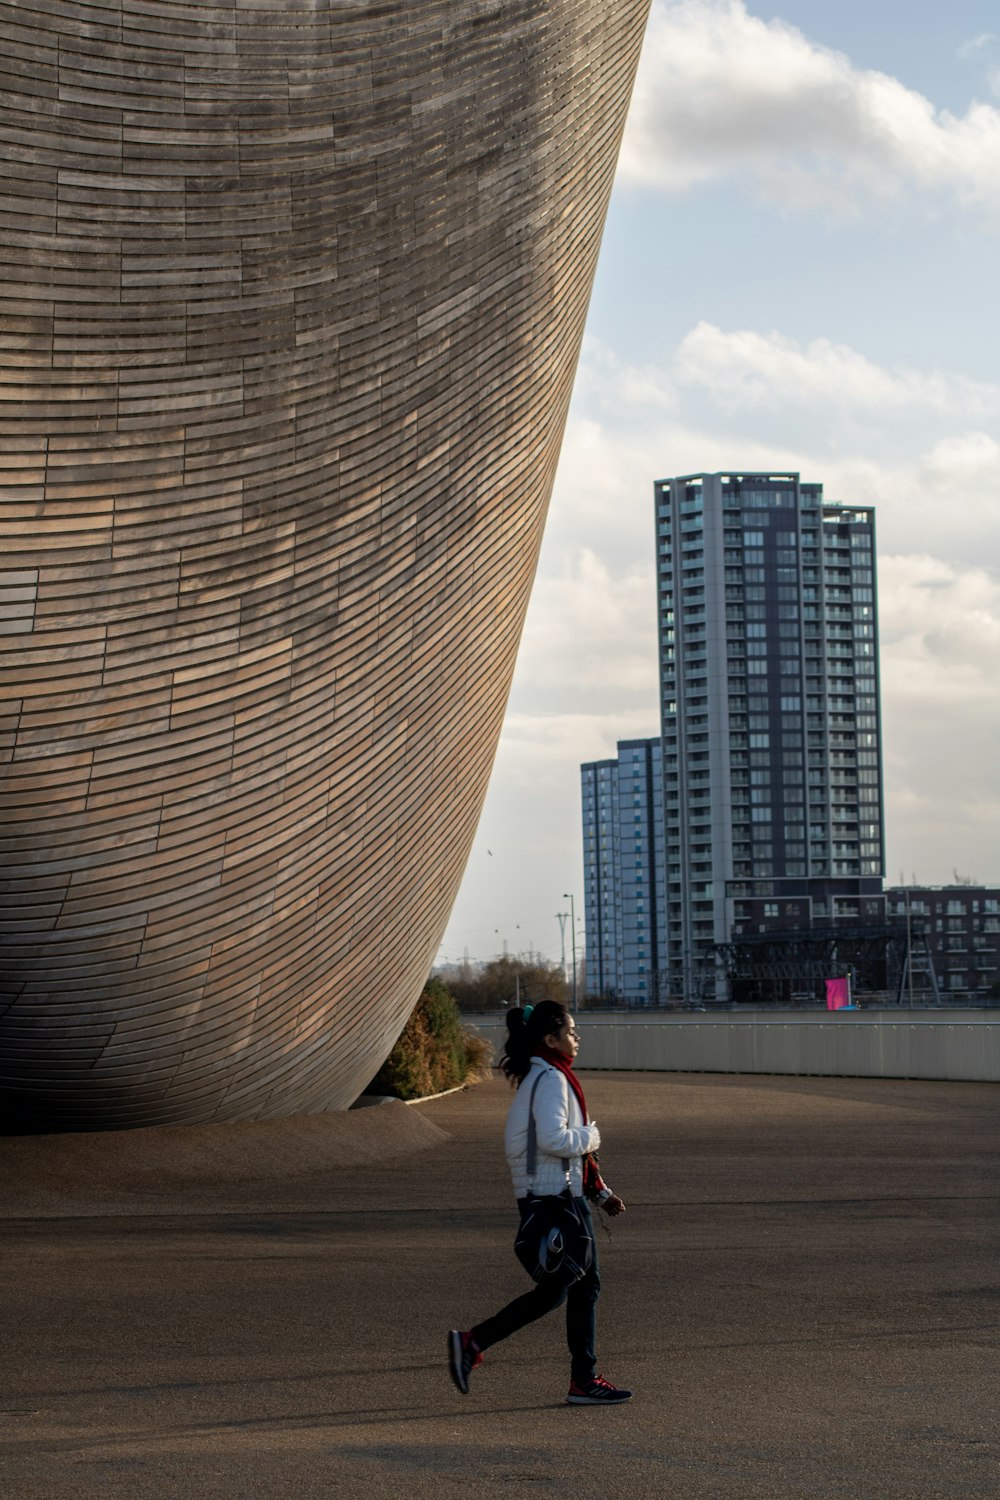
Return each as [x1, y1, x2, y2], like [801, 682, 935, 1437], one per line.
[498, 1000, 569, 1085]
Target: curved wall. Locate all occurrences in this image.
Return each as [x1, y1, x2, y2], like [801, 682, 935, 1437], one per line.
[0, 0, 650, 1128]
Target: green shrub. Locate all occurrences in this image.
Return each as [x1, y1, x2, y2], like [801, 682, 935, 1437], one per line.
[371, 977, 493, 1101]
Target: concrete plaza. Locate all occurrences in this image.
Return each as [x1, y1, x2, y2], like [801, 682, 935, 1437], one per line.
[3, 1071, 999, 1498]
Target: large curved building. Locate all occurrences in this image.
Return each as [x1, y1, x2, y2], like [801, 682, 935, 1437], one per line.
[0, 0, 650, 1129]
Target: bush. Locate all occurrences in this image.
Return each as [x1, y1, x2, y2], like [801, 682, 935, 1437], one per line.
[370, 977, 493, 1101]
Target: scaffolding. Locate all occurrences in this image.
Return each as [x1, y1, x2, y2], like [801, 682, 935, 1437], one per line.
[714, 919, 940, 1004]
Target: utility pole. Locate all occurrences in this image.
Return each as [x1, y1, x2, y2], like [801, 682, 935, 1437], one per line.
[563, 892, 577, 1011]
[556, 912, 568, 985]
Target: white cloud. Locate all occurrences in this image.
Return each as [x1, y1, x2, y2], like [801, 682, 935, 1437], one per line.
[511, 549, 659, 714]
[674, 322, 1000, 417]
[621, 0, 1000, 215]
[918, 428, 1000, 485]
[549, 331, 1000, 572]
[958, 32, 996, 60]
[880, 554, 1000, 698]
[878, 555, 1000, 883]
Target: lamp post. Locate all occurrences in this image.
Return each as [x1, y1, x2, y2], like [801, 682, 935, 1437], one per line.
[563, 891, 577, 1011]
[556, 911, 568, 985]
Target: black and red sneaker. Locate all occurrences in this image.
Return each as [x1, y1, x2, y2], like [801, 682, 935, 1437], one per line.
[567, 1374, 632, 1404]
[447, 1330, 483, 1395]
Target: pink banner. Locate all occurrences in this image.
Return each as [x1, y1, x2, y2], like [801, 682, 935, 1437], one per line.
[826, 977, 850, 1010]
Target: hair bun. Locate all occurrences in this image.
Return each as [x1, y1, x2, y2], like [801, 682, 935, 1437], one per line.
[506, 1006, 524, 1030]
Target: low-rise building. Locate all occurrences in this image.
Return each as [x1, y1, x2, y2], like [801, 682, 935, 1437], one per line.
[884, 886, 1000, 1002]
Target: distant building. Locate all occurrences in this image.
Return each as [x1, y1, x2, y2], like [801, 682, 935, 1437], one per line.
[581, 738, 666, 1004]
[580, 474, 998, 1010]
[885, 886, 1000, 1001]
[655, 471, 886, 999]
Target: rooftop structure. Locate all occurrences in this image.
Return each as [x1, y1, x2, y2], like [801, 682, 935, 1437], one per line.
[885, 886, 1000, 1003]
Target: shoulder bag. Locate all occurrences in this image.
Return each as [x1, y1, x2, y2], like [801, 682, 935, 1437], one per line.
[513, 1070, 595, 1283]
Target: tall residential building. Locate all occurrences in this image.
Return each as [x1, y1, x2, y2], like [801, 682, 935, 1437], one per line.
[581, 739, 666, 1003]
[656, 472, 886, 1000]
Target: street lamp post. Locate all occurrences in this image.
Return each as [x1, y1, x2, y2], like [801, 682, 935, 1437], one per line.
[556, 911, 568, 985]
[563, 892, 577, 1011]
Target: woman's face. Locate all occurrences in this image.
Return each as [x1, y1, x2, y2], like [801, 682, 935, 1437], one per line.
[546, 1014, 580, 1063]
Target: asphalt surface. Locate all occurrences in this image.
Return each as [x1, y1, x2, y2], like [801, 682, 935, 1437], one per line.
[3, 1070, 1000, 1499]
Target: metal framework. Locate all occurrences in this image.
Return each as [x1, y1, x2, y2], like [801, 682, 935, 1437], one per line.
[715, 921, 940, 1004]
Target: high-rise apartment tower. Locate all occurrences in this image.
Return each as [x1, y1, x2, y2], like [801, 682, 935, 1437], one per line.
[581, 738, 666, 1003]
[656, 472, 885, 1000]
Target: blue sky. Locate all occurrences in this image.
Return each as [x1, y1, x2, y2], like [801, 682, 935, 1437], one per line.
[438, 0, 1000, 969]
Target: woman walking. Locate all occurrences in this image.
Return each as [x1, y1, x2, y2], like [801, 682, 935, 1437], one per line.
[448, 1000, 631, 1404]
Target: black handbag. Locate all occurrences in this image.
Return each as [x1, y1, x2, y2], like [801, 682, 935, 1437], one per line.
[513, 1071, 595, 1284]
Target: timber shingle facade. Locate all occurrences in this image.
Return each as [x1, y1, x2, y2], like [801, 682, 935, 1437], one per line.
[0, 0, 650, 1127]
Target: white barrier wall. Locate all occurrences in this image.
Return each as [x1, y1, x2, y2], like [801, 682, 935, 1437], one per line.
[469, 1011, 1000, 1083]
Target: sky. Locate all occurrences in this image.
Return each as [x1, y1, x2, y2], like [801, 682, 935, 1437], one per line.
[437, 0, 1000, 971]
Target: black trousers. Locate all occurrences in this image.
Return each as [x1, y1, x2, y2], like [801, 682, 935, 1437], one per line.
[469, 1197, 601, 1385]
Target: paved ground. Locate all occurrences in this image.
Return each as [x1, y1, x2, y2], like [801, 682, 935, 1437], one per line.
[3, 1070, 1000, 1499]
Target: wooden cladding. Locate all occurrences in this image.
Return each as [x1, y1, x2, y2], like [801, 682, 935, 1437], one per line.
[0, 0, 650, 1128]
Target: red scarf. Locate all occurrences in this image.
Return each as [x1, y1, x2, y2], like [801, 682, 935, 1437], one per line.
[536, 1045, 589, 1120]
[534, 1046, 606, 1199]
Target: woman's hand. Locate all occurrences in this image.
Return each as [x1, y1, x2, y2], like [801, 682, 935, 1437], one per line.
[601, 1194, 625, 1217]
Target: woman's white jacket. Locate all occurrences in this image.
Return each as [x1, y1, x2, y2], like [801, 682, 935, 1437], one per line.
[503, 1056, 600, 1200]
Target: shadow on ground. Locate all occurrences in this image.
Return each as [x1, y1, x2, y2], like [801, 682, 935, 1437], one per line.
[2, 1071, 999, 1498]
